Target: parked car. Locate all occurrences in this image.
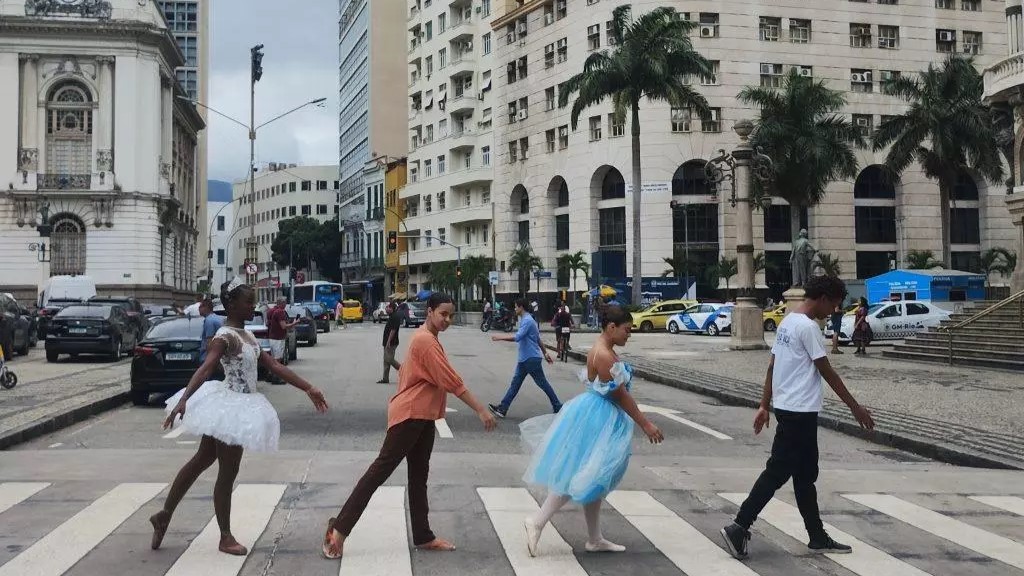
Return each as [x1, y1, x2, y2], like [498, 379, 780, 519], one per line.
[246, 308, 298, 364]
[37, 298, 82, 340]
[0, 293, 32, 357]
[288, 305, 318, 346]
[762, 304, 786, 332]
[45, 304, 138, 362]
[667, 303, 734, 336]
[15, 300, 39, 350]
[832, 300, 950, 343]
[89, 296, 150, 343]
[401, 302, 426, 328]
[631, 299, 698, 332]
[302, 302, 332, 332]
[341, 299, 364, 323]
[129, 317, 205, 406]
[39, 275, 95, 307]
[371, 302, 390, 323]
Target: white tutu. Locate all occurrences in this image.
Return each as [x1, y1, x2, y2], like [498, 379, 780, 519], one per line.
[165, 380, 280, 452]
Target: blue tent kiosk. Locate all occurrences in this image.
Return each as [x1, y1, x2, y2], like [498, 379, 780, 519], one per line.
[864, 269, 985, 305]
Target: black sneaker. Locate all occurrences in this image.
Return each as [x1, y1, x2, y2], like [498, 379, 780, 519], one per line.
[720, 523, 750, 559]
[488, 404, 507, 419]
[808, 533, 852, 554]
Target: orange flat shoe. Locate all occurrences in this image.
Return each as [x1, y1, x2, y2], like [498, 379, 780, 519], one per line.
[416, 538, 456, 551]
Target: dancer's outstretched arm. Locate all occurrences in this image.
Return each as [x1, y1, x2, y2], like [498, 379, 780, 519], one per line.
[258, 351, 329, 412]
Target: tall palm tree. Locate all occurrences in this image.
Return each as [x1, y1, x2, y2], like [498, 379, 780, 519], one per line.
[662, 250, 699, 290]
[981, 247, 1017, 289]
[459, 255, 492, 300]
[905, 249, 943, 270]
[739, 68, 865, 241]
[814, 252, 842, 278]
[427, 261, 458, 294]
[560, 4, 712, 307]
[873, 55, 1004, 267]
[560, 250, 591, 294]
[709, 256, 738, 300]
[508, 244, 542, 296]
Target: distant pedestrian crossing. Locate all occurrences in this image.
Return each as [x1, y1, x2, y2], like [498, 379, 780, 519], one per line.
[1, 482, 1024, 575]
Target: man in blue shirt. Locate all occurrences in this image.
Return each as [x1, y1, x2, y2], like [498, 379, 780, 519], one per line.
[198, 298, 223, 362]
[488, 298, 561, 418]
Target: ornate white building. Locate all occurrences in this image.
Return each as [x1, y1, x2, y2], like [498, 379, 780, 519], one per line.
[0, 0, 205, 302]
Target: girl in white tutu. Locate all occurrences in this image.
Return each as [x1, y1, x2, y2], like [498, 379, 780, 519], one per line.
[521, 306, 663, 556]
[150, 278, 328, 556]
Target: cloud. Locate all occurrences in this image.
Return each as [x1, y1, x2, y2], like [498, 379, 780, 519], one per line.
[206, 1, 338, 182]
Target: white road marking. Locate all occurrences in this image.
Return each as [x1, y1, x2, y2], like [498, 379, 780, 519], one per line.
[477, 487, 587, 576]
[445, 407, 457, 413]
[970, 496, 1024, 517]
[338, 486, 412, 576]
[637, 403, 732, 440]
[0, 482, 50, 515]
[720, 493, 931, 576]
[176, 440, 197, 445]
[607, 491, 757, 575]
[47, 443, 63, 449]
[166, 484, 286, 576]
[163, 425, 187, 439]
[435, 419, 454, 439]
[0, 483, 166, 576]
[845, 493, 1024, 571]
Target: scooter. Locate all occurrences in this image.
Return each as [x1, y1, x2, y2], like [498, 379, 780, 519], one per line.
[0, 344, 17, 389]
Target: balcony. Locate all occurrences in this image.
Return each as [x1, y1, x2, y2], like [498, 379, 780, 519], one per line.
[984, 52, 1024, 103]
[362, 257, 385, 269]
[37, 173, 90, 190]
[449, 55, 475, 79]
[445, 202, 492, 226]
[448, 92, 476, 115]
[449, 127, 478, 150]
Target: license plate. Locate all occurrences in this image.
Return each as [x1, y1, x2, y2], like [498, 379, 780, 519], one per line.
[562, 328, 571, 334]
[69, 327, 88, 334]
[165, 352, 191, 361]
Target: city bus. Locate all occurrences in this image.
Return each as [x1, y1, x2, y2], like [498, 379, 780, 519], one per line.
[292, 281, 343, 317]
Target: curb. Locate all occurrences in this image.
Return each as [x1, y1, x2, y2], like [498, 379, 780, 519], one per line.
[0, 391, 128, 451]
[546, 343, 1022, 471]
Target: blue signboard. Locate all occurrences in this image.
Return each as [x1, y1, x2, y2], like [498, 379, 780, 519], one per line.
[604, 277, 684, 303]
[865, 269, 985, 304]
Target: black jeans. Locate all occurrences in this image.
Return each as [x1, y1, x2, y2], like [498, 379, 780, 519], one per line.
[735, 409, 825, 539]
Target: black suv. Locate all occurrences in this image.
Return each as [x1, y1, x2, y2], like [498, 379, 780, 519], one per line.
[0, 293, 32, 358]
[89, 297, 150, 343]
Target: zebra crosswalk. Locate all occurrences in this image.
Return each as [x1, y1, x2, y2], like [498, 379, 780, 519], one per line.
[1, 481, 1023, 575]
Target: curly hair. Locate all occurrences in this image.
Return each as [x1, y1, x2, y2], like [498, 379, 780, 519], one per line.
[803, 275, 847, 301]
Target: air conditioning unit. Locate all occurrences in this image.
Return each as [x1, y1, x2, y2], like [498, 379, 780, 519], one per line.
[855, 117, 870, 127]
[798, 66, 812, 77]
[517, 110, 528, 121]
[700, 26, 715, 38]
[851, 72, 864, 82]
[760, 63, 773, 75]
[545, 13, 553, 25]
[938, 30, 954, 41]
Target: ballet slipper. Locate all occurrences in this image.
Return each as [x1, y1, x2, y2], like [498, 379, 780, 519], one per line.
[322, 518, 343, 559]
[218, 534, 248, 556]
[524, 519, 542, 557]
[150, 510, 171, 550]
[416, 538, 456, 551]
[585, 539, 626, 553]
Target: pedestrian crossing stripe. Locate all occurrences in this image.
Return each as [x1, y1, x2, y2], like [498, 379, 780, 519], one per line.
[1, 482, 1024, 575]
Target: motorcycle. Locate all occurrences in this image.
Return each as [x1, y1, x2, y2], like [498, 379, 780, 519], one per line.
[481, 310, 515, 332]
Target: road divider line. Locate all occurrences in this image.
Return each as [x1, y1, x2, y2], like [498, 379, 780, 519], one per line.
[0, 482, 50, 515]
[637, 403, 732, 440]
[166, 484, 286, 576]
[339, 486, 412, 576]
[844, 493, 1024, 570]
[607, 491, 757, 575]
[970, 496, 1024, 517]
[435, 419, 454, 439]
[720, 493, 931, 576]
[0, 483, 166, 576]
[477, 487, 587, 576]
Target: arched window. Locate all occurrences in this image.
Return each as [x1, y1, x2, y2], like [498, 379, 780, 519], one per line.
[601, 168, 625, 200]
[50, 215, 87, 276]
[952, 171, 979, 200]
[45, 82, 93, 179]
[672, 160, 710, 195]
[854, 165, 896, 199]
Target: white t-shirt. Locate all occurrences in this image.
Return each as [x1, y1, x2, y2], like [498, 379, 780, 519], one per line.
[770, 312, 827, 412]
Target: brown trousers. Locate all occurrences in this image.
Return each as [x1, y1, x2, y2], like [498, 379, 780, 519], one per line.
[332, 419, 436, 545]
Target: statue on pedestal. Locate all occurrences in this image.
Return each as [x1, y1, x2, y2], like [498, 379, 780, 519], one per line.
[790, 229, 816, 287]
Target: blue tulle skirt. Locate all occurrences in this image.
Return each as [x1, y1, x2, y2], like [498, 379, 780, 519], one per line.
[521, 390, 634, 504]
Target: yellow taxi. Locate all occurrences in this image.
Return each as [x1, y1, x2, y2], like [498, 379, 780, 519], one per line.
[631, 299, 698, 332]
[341, 299, 364, 323]
[762, 304, 786, 332]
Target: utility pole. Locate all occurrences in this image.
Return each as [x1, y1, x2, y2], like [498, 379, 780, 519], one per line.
[289, 236, 294, 303]
[245, 44, 264, 286]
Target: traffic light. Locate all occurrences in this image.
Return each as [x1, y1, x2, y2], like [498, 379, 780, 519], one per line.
[456, 265, 462, 279]
[387, 231, 397, 252]
[250, 44, 264, 83]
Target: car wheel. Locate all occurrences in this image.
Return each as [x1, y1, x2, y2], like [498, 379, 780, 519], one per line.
[706, 324, 720, 337]
[110, 338, 122, 361]
[16, 337, 29, 356]
[763, 319, 776, 332]
[668, 321, 679, 335]
[46, 349, 59, 362]
[325, 323, 331, 333]
[29, 330, 38, 347]
[640, 321, 654, 333]
[130, 390, 149, 406]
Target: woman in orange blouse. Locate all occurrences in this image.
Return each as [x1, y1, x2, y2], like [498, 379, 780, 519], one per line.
[322, 292, 497, 559]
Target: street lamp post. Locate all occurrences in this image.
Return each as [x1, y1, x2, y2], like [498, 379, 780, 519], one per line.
[704, 119, 774, 350]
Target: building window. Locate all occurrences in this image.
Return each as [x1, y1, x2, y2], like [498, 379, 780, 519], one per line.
[556, 0, 566, 19]
[793, 65, 813, 78]
[763, 205, 808, 243]
[438, 191, 446, 210]
[671, 108, 692, 133]
[463, 191, 471, 207]
[438, 227, 446, 244]
[317, 204, 328, 215]
[852, 114, 873, 138]
[545, 87, 556, 111]
[609, 113, 624, 137]
[556, 214, 570, 250]
[672, 203, 719, 244]
[700, 60, 720, 85]
[289, 206, 296, 216]
[936, 29, 956, 52]
[961, 0, 980, 11]
[301, 205, 312, 215]
[558, 125, 569, 149]
[557, 258, 570, 287]
[301, 180, 311, 191]
[50, 215, 86, 276]
[424, 159, 432, 176]
[599, 207, 626, 247]
[518, 221, 530, 244]
[508, 140, 518, 162]
[216, 215, 225, 231]
[672, 161, 711, 195]
[546, 129, 556, 153]
[855, 206, 897, 243]
[519, 192, 530, 214]
[482, 145, 491, 166]
[438, 13, 446, 32]
[589, 116, 602, 141]
[936, 0, 953, 7]
[759, 17, 781, 41]
[425, 230, 432, 247]
[483, 32, 492, 54]
[851, 69, 873, 93]
[217, 249, 225, 265]
[425, 194, 433, 213]
[760, 63, 783, 87]
[545, 43, 555, 68]
[438, 155, 446, 174]
[789, 18, 810, 43]
[856, 252, 891, 279]
[587, 24, 601, 50]
[602, 169, 626, 200]
[950, 208, 980, 244]
[963, 31, 982, 54]
[439, 48, 447, 68]
[702, 108, 721, 133]
[880, 70, 900, 94]
[850, 23, 872, 47]
[606, 20, 617, 45]
[878, 25, 899, 49]
[519, 137, 529, 160]
[557, 38, 568, 63]
[558, 82, 569, 107]
[482, 189, 491, 203]
[481, 0, 490, 16]
[698, 13, 719, 38]
[878, 0, 898, 4]
[425, 21, 432, 40]
[558, 180, 569, 206]
[855, 166, 896, 199]
[45, 82, 93, 177]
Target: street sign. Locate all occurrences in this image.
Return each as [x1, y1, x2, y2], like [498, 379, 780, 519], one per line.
[245, 263, 258, 275]
[296, 271, 306, 284]
[533, 271, 552, 278]
[488, 271, 500, 285]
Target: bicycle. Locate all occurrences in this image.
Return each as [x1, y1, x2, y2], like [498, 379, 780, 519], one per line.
[557, 327, 571, 362]
[0, 344, 17, 389]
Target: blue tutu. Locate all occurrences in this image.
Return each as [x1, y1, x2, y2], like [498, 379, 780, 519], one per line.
[522, 362, 635, 504]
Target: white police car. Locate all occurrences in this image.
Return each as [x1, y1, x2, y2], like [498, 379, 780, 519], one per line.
[831, 300, 950, 343]
[666, 303, 734, 336]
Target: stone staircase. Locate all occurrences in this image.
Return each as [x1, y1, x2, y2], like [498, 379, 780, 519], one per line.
[883, 298, 1024, 370]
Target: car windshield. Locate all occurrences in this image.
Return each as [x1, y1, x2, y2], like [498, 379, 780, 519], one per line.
[343, 301, 360, 308]
[57, 305, 111, 318]
[407, 302, 425, 310]
[866, 304, 887, 315]
[304, 303, 325, 315]
[144, 318, 203, 340]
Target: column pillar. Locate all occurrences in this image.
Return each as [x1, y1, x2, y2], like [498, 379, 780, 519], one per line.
[160, 72, 173, 195]
[95, 56, 114, 174]
[729, 120, 768, 350]
[18, 54, 39, 175]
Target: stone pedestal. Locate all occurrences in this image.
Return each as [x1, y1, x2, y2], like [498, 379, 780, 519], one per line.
[782, 286, 806, 317]
[728, 119, 768, 351]
[731, 301, 768, 350]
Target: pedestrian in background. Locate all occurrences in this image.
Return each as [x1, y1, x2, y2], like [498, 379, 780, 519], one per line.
[852, 296, 871, 355]
[335, 299, 346, 329]
[198, 298, 224, 372]
[266, 298, 298, 380]
[377, 303, 403, 384]
[322, 292, 496, 559]
[488, 298, 561, 419]
[829, 304, 844, 355]
[720, 275, 874, 560]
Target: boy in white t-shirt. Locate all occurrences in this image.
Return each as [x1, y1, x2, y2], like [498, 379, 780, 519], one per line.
[721, 275, 875, 559]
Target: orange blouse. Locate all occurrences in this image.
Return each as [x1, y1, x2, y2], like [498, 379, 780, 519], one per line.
[387, 327, 467, 429]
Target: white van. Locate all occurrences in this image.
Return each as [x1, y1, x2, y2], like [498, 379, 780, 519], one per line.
[39, 275, 96, 307]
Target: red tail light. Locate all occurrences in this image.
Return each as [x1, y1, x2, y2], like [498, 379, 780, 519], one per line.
[134, 346, 157, 356]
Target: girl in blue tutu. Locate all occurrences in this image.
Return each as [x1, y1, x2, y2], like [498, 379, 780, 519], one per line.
[521, 305, 663, 556]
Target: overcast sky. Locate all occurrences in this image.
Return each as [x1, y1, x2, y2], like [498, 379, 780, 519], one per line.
[206, 1, 338, 183]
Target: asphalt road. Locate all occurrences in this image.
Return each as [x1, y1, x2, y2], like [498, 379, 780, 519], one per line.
[2, 323, 1023, 576]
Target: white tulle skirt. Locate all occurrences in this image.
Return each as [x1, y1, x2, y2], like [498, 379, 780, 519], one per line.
[165, 381, 280, 452]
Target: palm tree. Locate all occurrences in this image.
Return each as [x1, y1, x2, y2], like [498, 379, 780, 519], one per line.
[560, 4, 712, 307]
[905, 249, 943, 270]
[459, 255, 493, 300]
[739, 68, 865, 241]
[427, 261, 458, 294]
[873, 55, 1004, 267]
[662, 249, 700, 294]
[981, 247, 1017, 289]
[559, 250, 591, 294]
[814, 252, 842, 278]
[508, 244, 542, 296]
[709, 256, 738, 300]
